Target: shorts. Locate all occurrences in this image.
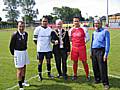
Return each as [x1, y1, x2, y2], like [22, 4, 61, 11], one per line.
[71, 46, 87, 61]
[37, 51, 53, 60]
[14, 50, 30, 68]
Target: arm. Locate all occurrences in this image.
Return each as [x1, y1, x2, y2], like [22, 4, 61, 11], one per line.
[9, 33, 16, 55]
[104, 30, 110, 58]
[68, 28, 72, 42]
[51, 31, 59, 45]
[66, 31, 70, 53]
[90, 33, 94, 59]
[33, 27, 39, 45]
[82, 27, 90, 43]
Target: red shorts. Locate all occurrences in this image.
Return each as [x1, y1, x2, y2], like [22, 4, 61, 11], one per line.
[71, 45, 87, 61]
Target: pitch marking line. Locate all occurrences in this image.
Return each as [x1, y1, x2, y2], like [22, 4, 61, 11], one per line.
[6, 62, 120, 90]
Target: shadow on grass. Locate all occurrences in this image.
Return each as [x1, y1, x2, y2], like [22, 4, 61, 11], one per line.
[109, 77, 120, 89]
[26, 75, 120, 90]
[26, 84, 72, 90]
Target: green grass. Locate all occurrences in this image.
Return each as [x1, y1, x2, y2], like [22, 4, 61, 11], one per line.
[0, 28, 120, 90]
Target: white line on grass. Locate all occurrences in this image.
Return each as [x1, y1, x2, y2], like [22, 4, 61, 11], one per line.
[6, 62, 120, 90]
[6, 66, 56, 90]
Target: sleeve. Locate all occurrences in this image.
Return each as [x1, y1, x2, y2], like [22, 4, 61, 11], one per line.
[51, 31, 56, 44]
[33, 27, 39, 44]
[66, 31, 70, 52]
[90, 33, 94, 55]
[25, 32, 28, 42]
[82, 27, 90, 43]
[105, 30, 110, 57]
[68, 28, 73, 41]
[33, 27, 39, 41]
[9, 33, 16, 55]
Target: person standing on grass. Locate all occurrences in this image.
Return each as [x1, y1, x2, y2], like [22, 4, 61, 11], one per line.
[51, 19, 70, 80]
[9, 21, 30, 90]
[90, 18, 110, 90]
[69, 16, 90, 81]
[33, 16, 54, 81]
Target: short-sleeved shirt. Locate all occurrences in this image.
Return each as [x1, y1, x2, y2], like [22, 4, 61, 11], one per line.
[33, 26, 52, 52]
[69, 27, 85, 47]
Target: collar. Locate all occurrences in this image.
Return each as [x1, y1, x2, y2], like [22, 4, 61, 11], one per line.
[18, 30, 25, 35]
[96, 28, 103, 32]
[41, 26, 47, 29]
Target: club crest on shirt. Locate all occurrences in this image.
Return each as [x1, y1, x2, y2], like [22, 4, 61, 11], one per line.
[19, 38, 21, 40]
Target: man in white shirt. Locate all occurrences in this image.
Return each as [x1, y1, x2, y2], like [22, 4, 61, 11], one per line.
[33, 16, 53, 81]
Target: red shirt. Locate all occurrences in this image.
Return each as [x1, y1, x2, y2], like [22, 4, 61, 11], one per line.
[71, 28, 85, 47]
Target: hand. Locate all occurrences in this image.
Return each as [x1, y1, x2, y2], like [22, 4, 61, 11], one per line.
[104, 55, 108, 62]
[67, 52, 70, 55]
[54, 40, 58, 45]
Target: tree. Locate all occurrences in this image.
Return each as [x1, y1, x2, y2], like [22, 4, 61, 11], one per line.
[19, 0, 38, 24]
[52, 6, 83, 23]
[3, 0, 20, 22]
[89, 16, 94, 22]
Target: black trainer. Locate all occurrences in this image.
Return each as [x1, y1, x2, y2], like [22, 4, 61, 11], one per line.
[48, 74, 54, 79]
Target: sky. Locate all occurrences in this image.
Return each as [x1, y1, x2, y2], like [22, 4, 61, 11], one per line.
[0, 0, 120, 21]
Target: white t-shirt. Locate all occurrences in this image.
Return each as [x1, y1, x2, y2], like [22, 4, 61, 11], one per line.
[33, 26, 52, 52]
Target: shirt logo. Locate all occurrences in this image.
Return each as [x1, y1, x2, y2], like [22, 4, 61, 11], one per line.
[19, 38, 21, 40]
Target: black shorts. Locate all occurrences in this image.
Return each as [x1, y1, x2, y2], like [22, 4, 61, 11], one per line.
[37, 51, 53, 60]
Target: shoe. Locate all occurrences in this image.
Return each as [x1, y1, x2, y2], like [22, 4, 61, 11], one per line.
[57, 74, 62, 78]
[94, 80, 101, 84]
[22, 81, 30, 87]
[38, 75, 43, 81]
[86, 75, 90, 81]
[48, 74, 54, 79]
[19, 88, 24, 90]
[72, 76, 77, 80]
[104, 85, 109, 90]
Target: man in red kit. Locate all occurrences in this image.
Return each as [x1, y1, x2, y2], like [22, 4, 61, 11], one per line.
[69, 17, 90, 81]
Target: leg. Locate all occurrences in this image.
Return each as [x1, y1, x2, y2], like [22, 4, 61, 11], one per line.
[73, 60, 78, 77]
[21, 65, 26, 83]
[54, 53, 62, 76]
[45, 52, 53, 78]
[61, 49, 68, 79]
[97, 49, 109, 86]
[37, 52, 44, 81]
[21, 65, 30, 86]
[91, 49, 101, 82]
[17, 68, 23, 88]
[82, 61, 89, 79]
[61, 50, 67, 76]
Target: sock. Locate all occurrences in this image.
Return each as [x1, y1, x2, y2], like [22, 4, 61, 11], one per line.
[73, 63, 78, 76]
[18, 81, 23, 88]
[47, 63, 51, 75]
[38, 64, 42, 76]
[22, 76, 25, 83]
[84, 63, 89, 78]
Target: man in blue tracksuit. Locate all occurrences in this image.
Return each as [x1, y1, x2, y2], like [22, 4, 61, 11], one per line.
[90, 18, 110, 90]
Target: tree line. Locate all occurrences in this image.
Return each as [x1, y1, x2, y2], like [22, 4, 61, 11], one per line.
[0, 0, 106, 25]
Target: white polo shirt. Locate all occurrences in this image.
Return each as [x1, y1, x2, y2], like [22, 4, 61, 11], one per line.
[33, 26, 52, 52]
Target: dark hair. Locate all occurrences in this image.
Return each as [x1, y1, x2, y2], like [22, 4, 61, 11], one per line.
[73, 16, 80, 19]
[42, 16, 48, 20]
[18, 21, 25, 25]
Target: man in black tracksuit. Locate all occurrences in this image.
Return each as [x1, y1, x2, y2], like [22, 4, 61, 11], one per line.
[51, 19, 70, 80]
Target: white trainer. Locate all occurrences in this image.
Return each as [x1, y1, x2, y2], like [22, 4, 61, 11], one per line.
[19, 88, 24, 90]
[22, 81, 30, 87]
